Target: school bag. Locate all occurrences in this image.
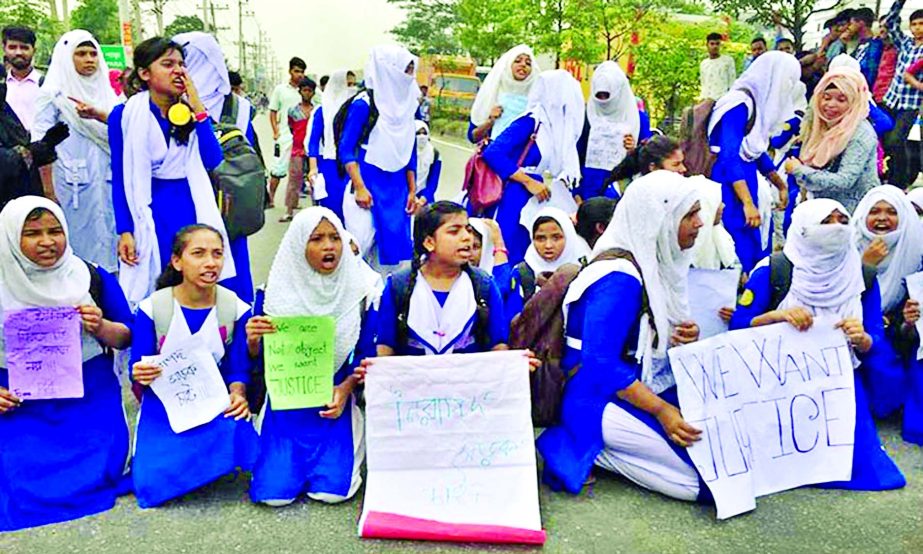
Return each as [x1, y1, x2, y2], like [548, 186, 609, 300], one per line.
[149, 285, 240, 350]
[680, 91, 756, 178]
[510, 249, 650, 427]
[81, 259, 104, 308]
[767, 253, 877, 310]
[210, 94, 266, 240]
[333, 90, 379, 177]
[390, 265, 493, 351]
[462, 121, 540, 214]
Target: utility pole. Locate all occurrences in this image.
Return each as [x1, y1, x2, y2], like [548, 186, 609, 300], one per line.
[202, 0, 210, 32]
[238, 0, 245, 73]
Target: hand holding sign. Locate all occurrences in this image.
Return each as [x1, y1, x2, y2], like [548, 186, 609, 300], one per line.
[264, 316, 335, 410]
[4, 307, 83, 400]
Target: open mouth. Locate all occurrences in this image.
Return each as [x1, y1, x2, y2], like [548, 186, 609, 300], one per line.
[172, 77, 186, 89]
[457, 246, 472, 258]
[321, 253, 337, 264]
[200, 271, 218, 283]
[872, 222, 892, 233]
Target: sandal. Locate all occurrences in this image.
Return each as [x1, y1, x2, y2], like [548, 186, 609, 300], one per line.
[278, 214, 294, 223]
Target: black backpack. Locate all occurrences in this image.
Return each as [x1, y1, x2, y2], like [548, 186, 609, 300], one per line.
[333, 90, 379, 177]
[768, 252, 877, 310]
[390, 265, 493, 351]
[210, 94, 266, 240]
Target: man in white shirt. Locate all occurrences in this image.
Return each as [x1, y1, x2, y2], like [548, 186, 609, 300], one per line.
[699, 32, 736, 101]
[3, 26, 42, 131]
[267, 56, 306, 208]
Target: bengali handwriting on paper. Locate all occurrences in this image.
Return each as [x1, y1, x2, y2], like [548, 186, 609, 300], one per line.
[147, 340, 229, 433]
[4, 307, 83, 400]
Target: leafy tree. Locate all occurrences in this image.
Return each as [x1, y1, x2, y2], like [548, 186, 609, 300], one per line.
[0, 0, 64, 66]
[710, 0, 845, 50]
[70, 0, 120, 44]
[387, 0, 463, 55]
[455, 0, 532, 63]
[164, 15, 205, 37]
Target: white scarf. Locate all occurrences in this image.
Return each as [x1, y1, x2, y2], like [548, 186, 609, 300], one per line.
[524, 207, 589, 276]
[363, 45, 420, 172]
[174, 32, 230, 121]
[264, 208, 377, 370]
[415, 120, 435, 191]
[0, 196, 102, 364]
[852, 185, 923, 313]
[468, 218, 495, 273]
[781, 199, 864, 321]
[585, 61, 640, 170]
[34, 30, 118, 153]
[470, 44, 539, 128]
[406, 270, 477, 356]
[708, 51, 801, 161]
[592, 171, 700, 391]
[907, 188, 923, 216]
[321, 70, 352, 160]
[689, 176, 739, 270]
[118, 91, 236, 305]
[526, 70, 585, 184]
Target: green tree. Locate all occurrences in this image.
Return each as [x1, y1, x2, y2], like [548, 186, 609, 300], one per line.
[70, 0, 120, 44]
[0, 0, 64, 67]
[455, 0, 532, 63]
[710, 0, 844, 50]
[164, 15, 205, 37]
[387, 0, 463, 55]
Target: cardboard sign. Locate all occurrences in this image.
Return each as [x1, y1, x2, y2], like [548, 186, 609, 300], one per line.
[4, 307, 83, 400]
[264, 316, 336, 410]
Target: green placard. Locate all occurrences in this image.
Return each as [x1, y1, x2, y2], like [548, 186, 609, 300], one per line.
[264, 316, 336, 410]
[101, 45, 126, 70]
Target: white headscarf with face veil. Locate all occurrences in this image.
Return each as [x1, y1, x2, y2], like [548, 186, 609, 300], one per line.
[363, 45, 420, 172]
[585, 61, 640, 170]
[526, 70, 586, 185]
[264, 207, 379, 369]
[321, 70, 352, 159]
[588, 171, 701, 391]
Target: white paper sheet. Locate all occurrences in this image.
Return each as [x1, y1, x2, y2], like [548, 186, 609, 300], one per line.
[688, 268, 741, 339]
[584, 121, 630, 170]
[518, 179, 578, 231]
[904, 271, 923, 360]
[360, 350, 542, 537]
[668, 318, 855, 519]
[146, 339, 230, 434]
[312, 172, 328, 201]
[342, 187, 375, 258]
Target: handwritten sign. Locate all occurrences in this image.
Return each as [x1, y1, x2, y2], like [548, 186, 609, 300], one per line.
[668, 318, 856, 519]
[146, 341, 229, 433]
[264, 316, 335, 410]
[4, 307, 83, 400]
[689, 268, 741, 339]
[903, 271, 923, 360]
[360, 350, 545, 545]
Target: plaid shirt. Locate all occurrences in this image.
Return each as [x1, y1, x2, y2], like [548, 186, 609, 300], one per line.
[883, 0, 923, 111]
[853, 37, 884, 89]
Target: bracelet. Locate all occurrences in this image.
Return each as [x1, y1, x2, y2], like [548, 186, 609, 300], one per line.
[493, 247, 508, 256]
[194, 111, 209, 123]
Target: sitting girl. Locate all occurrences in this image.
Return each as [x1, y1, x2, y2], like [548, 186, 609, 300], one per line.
[468, 217, 511, 298]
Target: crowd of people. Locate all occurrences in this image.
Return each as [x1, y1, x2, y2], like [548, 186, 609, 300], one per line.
[0, 0, 921, 537]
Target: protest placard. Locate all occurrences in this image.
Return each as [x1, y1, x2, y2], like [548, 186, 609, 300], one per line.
[146, 339, 229, 434]
[668, 318, 856, 519]
[688, 268, 741, 339]
[903, 271, 923, 360]
[264, 316, 335, 410]
[4, 307, 83, 400]
[360, 350, 545, 545]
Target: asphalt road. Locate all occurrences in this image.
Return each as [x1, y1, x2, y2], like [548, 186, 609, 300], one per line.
[3, 117, 922, 553]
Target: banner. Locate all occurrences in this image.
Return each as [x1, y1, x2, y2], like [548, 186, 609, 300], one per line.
[668, 318, 856, 519]
[360, 350, 545, 545]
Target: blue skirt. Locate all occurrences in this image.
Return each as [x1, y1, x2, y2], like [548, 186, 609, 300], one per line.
[0, 355, 130, 531]
[317, 158, 348, 225]
[360, 160, 412, 265]
[132, 389, 259, 508]
[903, 358, 923, 445]
[490, 177, 536, 267]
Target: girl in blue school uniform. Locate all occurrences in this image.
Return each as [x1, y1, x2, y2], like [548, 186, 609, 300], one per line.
[110, 37, 245, 307]
[338, 45, 420, 271]
[246, 207, 380, 506]
[506, 207, 589, 322]
[469, 217, 512, 298]
[467, 45, 540, 144]
[0, 197, 133, 532]
[130, 224, 258, 508]
[307, 69, 356, 222]
[482, 70, 585, 266]
[373, 201, 508, 357]
[537, 171, 711, 500]
[768, 82, 807, 236]
[575, 61, 651, 202]
[707, 51, 800, 274]
[414, 120, 442, 205]
[729, 199, 905, 491]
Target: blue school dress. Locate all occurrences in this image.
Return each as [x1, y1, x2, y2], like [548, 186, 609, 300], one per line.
[709, 104, 777, 274]
[130, 295, 258, 508]
[729, 260, 906, 491]
[482, 115, 545, 266]
[536, 268, 711, 500]
[417, 154, 442, 204]
[307, 107, 348, 223]
[376, 272, 508, 356]
[109, 102, 254, 303]
[338, 95, 417, 266]
[575, 109, 652, 200]
[249, 290, 377, 503]
[0, 268, 133, 531]
[770, 116, 802, 235]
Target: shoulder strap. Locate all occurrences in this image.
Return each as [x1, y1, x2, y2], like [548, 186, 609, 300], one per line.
[465, 265, 493, 349]
[516, 121, 541, 168]
[742, 90, 757, 135]
[151, 287, 175, 351]
[590, 248, 653, 347]
[517, 262, 536, 301]
[82, 259, 103, 308]
[215, 286, 238, 343]
[769, 253, 793, 311]
[220, 94, 238, 125]
[392, 268, 414, 348]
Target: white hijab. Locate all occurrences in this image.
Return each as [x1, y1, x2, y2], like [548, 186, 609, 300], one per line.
[592, 171, 700, 388]
[363, 45, 420, 172]
[468, 218, 495, 273]
[781, 199, 864, 320]
[852, 185, 923, 313]
[708, 51, 801, 161]
[174, 32, 230, 120]
[34, 30, 118, 152]
[585, 61, 640, 168]
[264, 207, 378, 370]
[526, 69, 585, 184]
[415, 120, 435, 191]
[470, 44, 539, 128]
[321, 70, 352, 159]
[688, 175, 739, 270]
[118, 90, 236, 305]
[524, 207, 589, 275]
[907, 188, 923, 215]
[829, 53, 861, 73]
